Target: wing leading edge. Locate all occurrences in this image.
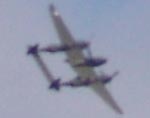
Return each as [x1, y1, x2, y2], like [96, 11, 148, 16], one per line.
[49, 4, 123, 114]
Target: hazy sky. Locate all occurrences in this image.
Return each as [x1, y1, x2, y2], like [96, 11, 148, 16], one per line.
[0, 0, 150, 118]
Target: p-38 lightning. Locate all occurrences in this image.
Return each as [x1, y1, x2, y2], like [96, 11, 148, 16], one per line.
[27, 4, 123, 114]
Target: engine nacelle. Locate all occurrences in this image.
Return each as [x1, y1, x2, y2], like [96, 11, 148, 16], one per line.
[71, 57, 107, 67]
[100, 77, 112, 84]
[98, 71, 119, 84]
[39, 41, 89, 53]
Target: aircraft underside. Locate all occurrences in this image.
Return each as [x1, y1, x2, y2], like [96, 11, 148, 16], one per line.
[27, 4, 123, 114]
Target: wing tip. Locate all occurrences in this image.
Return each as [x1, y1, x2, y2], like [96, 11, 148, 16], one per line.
[113, 105, 124, 115]
[117, 108, 124, 115]
[49, 3, 60, 16]
[49, 3, 55, 12]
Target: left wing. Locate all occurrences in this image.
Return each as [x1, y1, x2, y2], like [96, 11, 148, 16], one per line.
[49, 4, 123, 114]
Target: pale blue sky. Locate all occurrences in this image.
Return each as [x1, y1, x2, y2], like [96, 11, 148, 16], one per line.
[0, 0, 150, 118]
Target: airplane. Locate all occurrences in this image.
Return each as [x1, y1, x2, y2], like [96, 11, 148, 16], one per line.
[27, 45, 107, 90]
[27, 44, 108, 90]
[27, 45, 117, 90]
[49, 4, 123, 114]
[27, 4, 123, 114]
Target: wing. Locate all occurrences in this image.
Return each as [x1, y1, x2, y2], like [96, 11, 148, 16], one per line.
[49, 4, 123, 114]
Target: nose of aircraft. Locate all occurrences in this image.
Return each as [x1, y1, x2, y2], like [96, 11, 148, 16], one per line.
[99, 58, 107, 65]
[111, 71, 119, 78]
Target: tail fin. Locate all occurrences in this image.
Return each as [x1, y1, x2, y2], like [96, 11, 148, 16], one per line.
[27, 44, 39, 55]
[49, 79, 61, 91]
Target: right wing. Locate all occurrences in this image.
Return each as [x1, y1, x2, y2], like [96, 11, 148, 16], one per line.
[49, 4, 123, 114]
